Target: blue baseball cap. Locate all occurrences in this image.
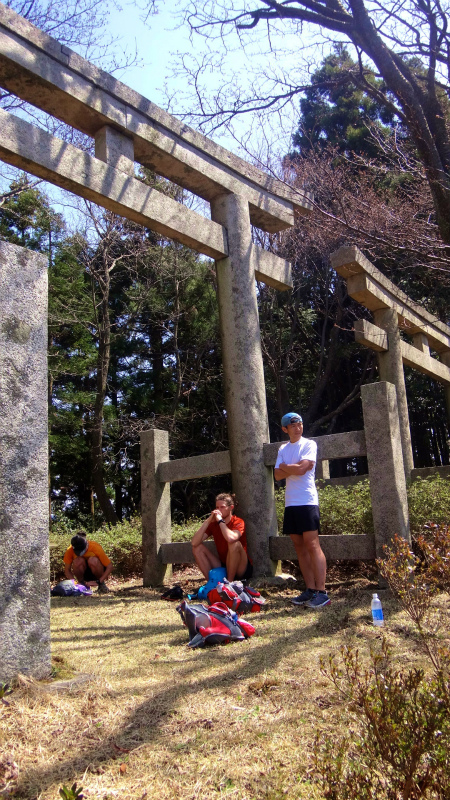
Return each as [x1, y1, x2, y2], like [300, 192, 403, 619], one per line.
[281, 412, 303, 427]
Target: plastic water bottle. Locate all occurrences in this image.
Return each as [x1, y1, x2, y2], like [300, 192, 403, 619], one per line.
[371, 593, 384, 627]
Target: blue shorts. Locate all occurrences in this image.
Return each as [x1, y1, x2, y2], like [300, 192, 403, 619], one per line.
[283, 505, 320, 535]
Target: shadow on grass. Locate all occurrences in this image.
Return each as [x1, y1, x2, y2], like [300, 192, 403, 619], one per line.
[21, 589, 391, 796]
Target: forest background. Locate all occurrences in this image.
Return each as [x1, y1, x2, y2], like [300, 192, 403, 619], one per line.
[1, 0, 449, 530]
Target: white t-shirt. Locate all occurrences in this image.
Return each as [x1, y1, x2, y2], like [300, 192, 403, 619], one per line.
[275, 437, 318, 507]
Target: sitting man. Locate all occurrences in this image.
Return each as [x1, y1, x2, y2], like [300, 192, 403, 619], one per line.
[63, 532, 113, 593]
[191, 493, 253, 582]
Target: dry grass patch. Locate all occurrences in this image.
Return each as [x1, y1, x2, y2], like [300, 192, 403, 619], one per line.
[1, 576, 430, 800]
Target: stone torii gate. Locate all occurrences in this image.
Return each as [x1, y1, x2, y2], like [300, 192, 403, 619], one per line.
[0, 4, 312, 679]
[331, 246, 450, 479]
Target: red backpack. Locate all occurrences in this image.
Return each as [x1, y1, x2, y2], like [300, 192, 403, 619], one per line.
[176, 600, 255, 648]
[207, 579, 265, 614]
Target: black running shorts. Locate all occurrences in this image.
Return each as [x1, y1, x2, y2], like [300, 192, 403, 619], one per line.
[283, 505, 320, 535]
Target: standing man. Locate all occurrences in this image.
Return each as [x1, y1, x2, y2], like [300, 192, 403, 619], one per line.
[274, 412, 329, 608]
[191, 493, 253, 582]
[63, 533, 113, 593]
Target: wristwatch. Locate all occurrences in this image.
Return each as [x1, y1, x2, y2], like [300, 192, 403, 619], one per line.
[218, 518, 225, 524]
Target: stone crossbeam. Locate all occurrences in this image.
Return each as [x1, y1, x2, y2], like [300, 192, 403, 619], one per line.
[0, 108, 228, 259]
[355, 319, 450, 385]
[263, 430, 367, 465]
[331, 246, 450, 353]
[0, 3, 313, 234]
[158, 451, 231, 483]
[159, 534, 376, 564]
[0, 106, 292, 288]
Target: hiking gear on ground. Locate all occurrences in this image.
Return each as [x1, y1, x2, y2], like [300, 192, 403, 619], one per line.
[207, 579, 265, 614]
[197, 566, 227, 600]
[176, 600, 255, 648]
[306, 590, 330, 608]
[51, 580, 92, 597]
[97, 581, 110, 593]
[161, 585, 184, 601]
[291, 588, 316, 606]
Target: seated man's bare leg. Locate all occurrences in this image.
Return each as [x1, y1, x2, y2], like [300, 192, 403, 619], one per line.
[226, 540, 248, 582]
[71, 556, 87, 583]
[192, 542, 221, 580]
[289, 534, 316, 590]
[302, 530, 326, 591]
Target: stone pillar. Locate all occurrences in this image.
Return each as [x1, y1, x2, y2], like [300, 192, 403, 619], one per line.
[441, 351, 450, 428]
[0, 241, 50, 682]
[141, 429, 172, 586]
[373, 308, 414, 479]
[361, 382, 410, 567]
[210, 193, 278, 576]
[315, 460, 330, 481]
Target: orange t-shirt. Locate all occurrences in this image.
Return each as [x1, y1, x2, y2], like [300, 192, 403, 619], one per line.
[205, 515, 249, 564]
[63, 540, 111, 567]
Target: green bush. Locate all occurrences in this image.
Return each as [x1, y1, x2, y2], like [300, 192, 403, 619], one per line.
[314, 528, 450, 800]
[407, 475, 450, 536]
[49, 518, 143, 579]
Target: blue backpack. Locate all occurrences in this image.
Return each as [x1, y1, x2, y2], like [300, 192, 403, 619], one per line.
[51, 580, 93, 597]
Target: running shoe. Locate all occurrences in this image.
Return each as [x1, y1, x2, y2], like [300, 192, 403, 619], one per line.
[305, 590, 330, 608]
[291, 588, 316, 606]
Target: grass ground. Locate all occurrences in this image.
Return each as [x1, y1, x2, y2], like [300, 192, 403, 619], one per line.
[1, 567, 441, 800]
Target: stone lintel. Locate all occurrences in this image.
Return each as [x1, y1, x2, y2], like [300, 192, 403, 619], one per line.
[332, 245, 450, 352]
[0, 108, 228, 260]
[269, 534, 376, 562]
[158, 450, 231, 483]
[411, 465, 450, 481]
[0, 5, 313, 232]
[159, 535, 376, 564]
[263, 430, 367, 466]
[252, 246, 292, 291]
[354, 319, 388, 351]
[354, 319, 450, 386]
[160, 540, 218, 565]
[401, 340, 450, 386]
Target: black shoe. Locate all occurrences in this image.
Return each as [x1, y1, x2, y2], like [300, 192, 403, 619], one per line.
[161, 585, 184, 601]
[97, 581, 110, 593]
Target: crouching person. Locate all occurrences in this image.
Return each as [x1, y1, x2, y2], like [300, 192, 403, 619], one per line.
[63, 533, 113, 593]
[191, 493, 253, 582]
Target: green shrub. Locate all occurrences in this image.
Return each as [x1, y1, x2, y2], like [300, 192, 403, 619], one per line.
[314, 527, 450, 800]
[276, 480, 373, 536]
[49, 518, 143, 579]
[408, 475, 450, 536]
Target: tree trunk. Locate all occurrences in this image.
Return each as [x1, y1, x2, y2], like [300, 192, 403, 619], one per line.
[91, 262, 119, 526]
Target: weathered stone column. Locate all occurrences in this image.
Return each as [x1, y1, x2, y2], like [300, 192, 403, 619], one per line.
[315, 460, 330, 481]
[441, 350, 450, 428]
[373, 308, 414, 479]
[141, 429, 172, 586]
[0, 241, 50, 682]
[361, 382, 410, 567]
[210, 193, 278, 576]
